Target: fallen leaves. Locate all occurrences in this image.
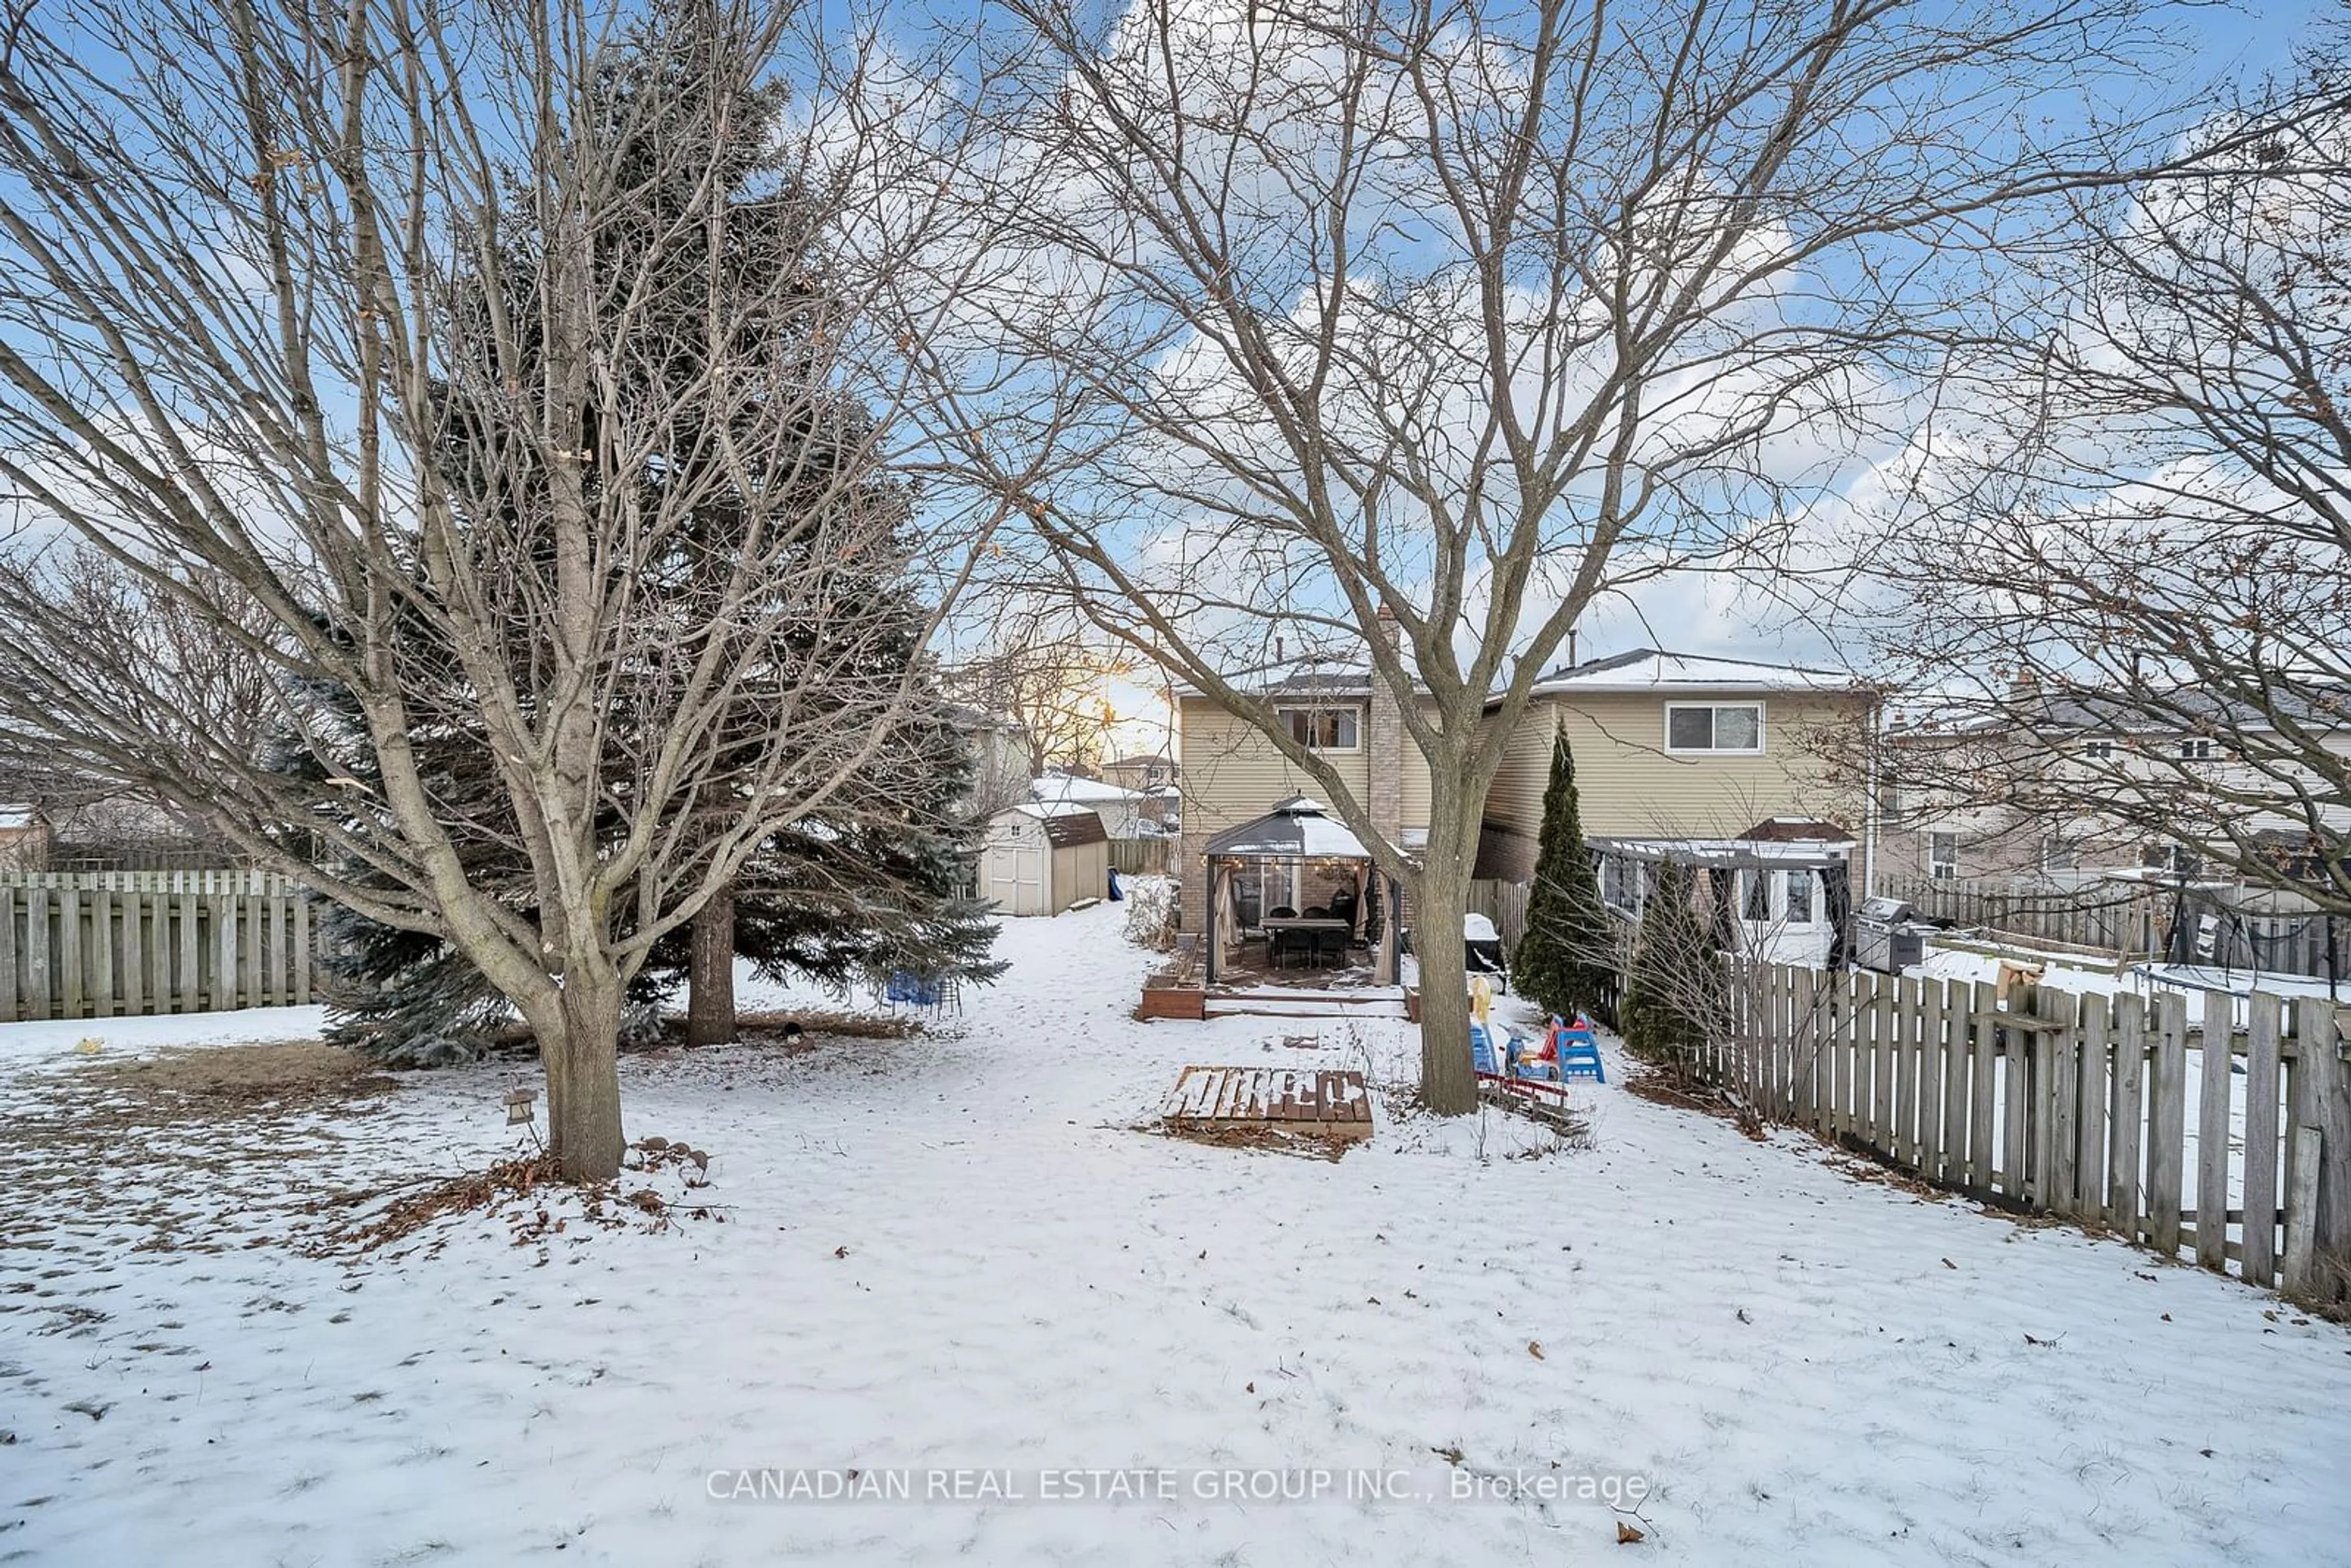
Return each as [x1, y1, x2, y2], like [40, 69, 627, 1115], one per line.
[1527, 1340, 1545, 1360]
[1616, 1520, 1645, 1544]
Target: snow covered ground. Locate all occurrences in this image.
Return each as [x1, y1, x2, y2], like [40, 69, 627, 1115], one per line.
[4, 904, 2348, 1566]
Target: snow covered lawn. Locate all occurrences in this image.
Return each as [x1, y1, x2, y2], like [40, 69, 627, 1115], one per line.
[4, 903, 2347, 1566]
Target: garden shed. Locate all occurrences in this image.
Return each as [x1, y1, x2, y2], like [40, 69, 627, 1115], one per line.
[980, 803, 1110, 917]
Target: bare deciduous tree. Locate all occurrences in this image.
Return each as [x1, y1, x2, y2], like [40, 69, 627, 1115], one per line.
[1859, 42, 2351, 915]
[0, 0, 996, 1177]
[919, 0, 2181, 1110]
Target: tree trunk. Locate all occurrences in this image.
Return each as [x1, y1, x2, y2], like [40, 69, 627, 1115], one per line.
[686, 886, 737, 1048]
[1414, 803, 1479, 1115]
[526, 958, 628, 1181]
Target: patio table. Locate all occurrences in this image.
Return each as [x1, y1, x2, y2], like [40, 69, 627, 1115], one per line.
[1261, 915, 1352, 968]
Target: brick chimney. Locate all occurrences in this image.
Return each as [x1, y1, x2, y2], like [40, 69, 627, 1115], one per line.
[1367, 604, 1404, 852]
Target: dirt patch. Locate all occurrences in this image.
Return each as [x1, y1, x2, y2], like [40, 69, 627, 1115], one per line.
[80, 1041, 397, 1112]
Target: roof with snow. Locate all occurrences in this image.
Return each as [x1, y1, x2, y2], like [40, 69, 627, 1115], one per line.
[999, 800, 1110, 847]
[1203, 796, 1376, 860]
[1033, 775, 1147, 805]
[0, 805, 40, 831]
[1528, 648, 1872, 696]
[1177, 644, 1870, 704]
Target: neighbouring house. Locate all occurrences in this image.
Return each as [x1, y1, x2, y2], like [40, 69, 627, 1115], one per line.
[948, 705, 1038, 819]
[1175, 645, 1881, 948]
[1100, 753, 1181, 793]
[1879, 682, 2351, 885]
[0, 805, 51, 871]
[978, 802, 1111, 917]
[1032, 773, 1156, 839]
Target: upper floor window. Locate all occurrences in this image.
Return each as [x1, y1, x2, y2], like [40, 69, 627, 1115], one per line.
[1929, 831, 1958, 880]
[2178, 738, 2216, 761]
[1664, 702, 1764, 755]
[2082, 740, 2113, 762]
[1278, 707, 1360, 751]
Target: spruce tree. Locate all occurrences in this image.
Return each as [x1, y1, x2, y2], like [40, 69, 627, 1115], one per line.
[299, 1, 1000, 1064]
[1618, 857, 1723, 1081]
[1512, 729, 1616, 1022]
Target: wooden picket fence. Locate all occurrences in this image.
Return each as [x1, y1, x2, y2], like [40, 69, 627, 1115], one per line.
[0, 880, 318, 1021]
[1706, 959, 2351, 1305]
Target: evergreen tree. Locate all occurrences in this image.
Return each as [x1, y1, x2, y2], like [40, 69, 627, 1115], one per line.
[1618, 857, 1723, 1081]
[1512, 729, 1616, 1022]
[301, 1, 999, 1064]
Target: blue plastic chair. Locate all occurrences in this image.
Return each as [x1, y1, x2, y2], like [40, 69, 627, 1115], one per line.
[1550, 1015, 1605, 1083]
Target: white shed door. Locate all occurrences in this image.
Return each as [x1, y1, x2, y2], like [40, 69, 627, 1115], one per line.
[988, 842, 1047, 916]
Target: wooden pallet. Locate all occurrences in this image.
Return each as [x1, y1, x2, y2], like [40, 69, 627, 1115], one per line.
[1161, 1065, 1374, 1140]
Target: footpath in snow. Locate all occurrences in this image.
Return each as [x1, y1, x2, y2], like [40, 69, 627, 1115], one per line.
[3, 901, 2348, 1566]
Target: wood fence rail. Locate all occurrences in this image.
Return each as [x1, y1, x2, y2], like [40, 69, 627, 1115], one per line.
[0, 882, 318, 1022]
[1704, 958, 2351, 1306]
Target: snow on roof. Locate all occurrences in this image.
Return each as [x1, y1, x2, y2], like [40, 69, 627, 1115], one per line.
[1529, 648, 1871, 696]
[997, 800, 1112, 847]
[1204, 797, 1375, 859]
[0, 805, 38, 830]
[1033, 775, 1146, 805]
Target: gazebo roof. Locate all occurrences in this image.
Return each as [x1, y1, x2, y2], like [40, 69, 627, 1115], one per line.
[1203, 796, 1373, 860]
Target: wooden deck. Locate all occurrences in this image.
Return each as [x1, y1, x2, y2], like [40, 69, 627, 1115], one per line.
[1161, 1065, 1374, 1140]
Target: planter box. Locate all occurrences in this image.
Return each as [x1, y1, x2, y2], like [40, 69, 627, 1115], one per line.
[1136, 985, 1205, 1021]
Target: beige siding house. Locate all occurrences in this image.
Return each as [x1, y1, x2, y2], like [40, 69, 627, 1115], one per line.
[1176, 649, 1877, 935]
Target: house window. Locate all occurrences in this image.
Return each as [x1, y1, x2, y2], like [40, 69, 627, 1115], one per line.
[1742, 869, 1770, 921]
[2178, 738, 2215, 761]
[2143, 842, 2202, 877]
[1664, 702, 1764, 754]
[2082, 740, 2113, 762]
[1786, 871, 1813, 925]
[1278, 707, 1360, 751]
[2041, 836, 2075, 872]
[1929, 832, 1957, 880]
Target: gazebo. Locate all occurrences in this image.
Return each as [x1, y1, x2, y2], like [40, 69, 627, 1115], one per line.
[1200, 796, 1398, 986]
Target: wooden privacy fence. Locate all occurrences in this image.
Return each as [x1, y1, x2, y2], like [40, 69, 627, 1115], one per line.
[1708, 959, 2351, 1304]
[0, 868, 294, 896]
[1109, 837, 1174, 876]
[0, 881, 318, 1022]
[1882, 873, 2163, 956]
[1466, 879, 1532, 953]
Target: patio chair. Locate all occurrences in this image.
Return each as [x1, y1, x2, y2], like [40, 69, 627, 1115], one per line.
[1265, 907, 1298, 969]
[1327, 887, 1359, 935]
[1312, 926, 1349, 966]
